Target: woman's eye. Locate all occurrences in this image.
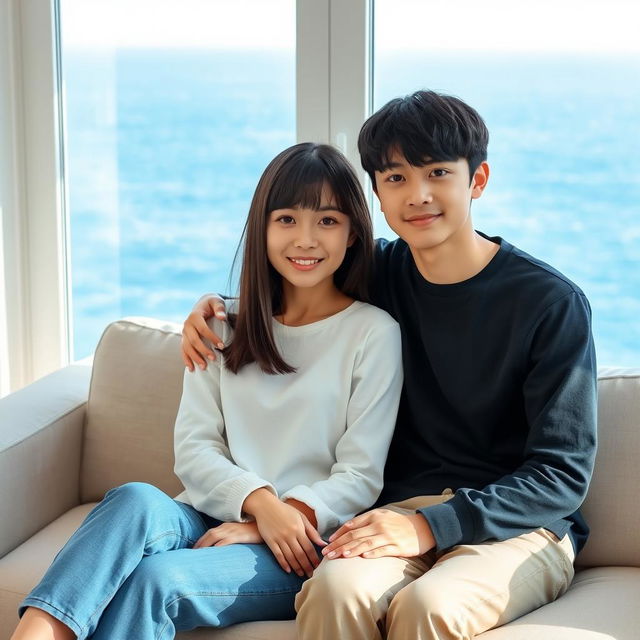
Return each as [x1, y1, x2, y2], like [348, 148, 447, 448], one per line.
[277, 215, 295, 224]
[320, 217, 337, 226]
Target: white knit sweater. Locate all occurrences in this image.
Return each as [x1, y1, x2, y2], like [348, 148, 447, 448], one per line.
[173, 300, 403, 535]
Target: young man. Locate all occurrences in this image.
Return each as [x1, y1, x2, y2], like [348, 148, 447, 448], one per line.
[181, 90, 597, 639]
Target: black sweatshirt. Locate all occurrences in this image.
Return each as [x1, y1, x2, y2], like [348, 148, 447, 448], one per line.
[371, 234, 597, 554]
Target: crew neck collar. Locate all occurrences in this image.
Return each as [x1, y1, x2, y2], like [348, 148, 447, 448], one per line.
[411, 232, 511, 297]
[272, 300, 362, 334]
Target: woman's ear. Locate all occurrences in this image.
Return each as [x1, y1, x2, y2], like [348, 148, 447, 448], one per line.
[347, 231, 357, 248]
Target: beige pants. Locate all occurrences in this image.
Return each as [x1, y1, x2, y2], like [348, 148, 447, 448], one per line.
[295, 495, 575, 640]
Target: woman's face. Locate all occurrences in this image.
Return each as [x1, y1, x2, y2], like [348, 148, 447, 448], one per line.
[266, 186, 354, 293]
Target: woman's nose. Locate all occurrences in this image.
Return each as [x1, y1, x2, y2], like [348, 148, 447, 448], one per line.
[294, 224, 318, 248]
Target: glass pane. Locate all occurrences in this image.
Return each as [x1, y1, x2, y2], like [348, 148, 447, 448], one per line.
[373, 0, 640, 366]
[60, 0, 295, 358]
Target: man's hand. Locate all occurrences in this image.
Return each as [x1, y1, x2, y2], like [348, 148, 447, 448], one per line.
[192, 521, 263, 548]
[322, 508, 435, 560]
[243, 488, 326, 578]
[181, 294, 228, 370]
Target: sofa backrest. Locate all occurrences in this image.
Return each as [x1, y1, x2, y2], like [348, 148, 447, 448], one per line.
[80, 318, 185, 502]
[82, 320, 640, 568]
[576, 368, 640, 568]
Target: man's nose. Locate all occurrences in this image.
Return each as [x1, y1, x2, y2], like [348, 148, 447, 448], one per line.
[407, 180, 433, 206]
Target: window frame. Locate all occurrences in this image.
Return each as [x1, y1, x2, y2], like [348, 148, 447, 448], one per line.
[0, 0, 372, 394]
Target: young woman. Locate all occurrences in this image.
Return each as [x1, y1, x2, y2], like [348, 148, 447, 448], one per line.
[13, 143, 403, 640]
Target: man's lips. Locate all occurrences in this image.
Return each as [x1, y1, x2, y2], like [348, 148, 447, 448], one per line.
[405, 213, 442, 226]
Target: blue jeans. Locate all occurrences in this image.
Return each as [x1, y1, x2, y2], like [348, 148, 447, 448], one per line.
[19, 482, 306, 639]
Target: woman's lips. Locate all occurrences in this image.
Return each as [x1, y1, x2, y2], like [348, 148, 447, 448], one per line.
[287, 257, 324, 270]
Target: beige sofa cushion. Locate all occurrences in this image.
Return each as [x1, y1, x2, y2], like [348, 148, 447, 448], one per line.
[477, 567, 640, 639]
[576, 368, 640, 568]
[80, 318, 186, 502]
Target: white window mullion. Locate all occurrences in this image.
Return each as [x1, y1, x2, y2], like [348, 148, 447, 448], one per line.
[328, 0, 372, 182]
[296, 0, 331, 144]
[297, 0, 371, 181]
[1, 0, 31, 395]
[0, 0, 68, 393]
[21, 0, 69, 380]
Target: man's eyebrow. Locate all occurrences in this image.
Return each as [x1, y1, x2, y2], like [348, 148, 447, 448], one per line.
[379, 157, 449, 172]
[379, 161, 405, 171]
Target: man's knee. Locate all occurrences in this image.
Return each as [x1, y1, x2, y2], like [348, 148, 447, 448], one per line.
[298, 559, 361, 609]
[387, 578, 461, 636]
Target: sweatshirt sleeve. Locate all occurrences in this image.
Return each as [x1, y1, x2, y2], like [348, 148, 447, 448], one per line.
[173, 351, 276, 523]
[419, 291, 598, 551]
[280, 319, 404, 535]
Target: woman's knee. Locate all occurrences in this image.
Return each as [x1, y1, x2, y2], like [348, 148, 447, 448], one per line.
[104, 481, 168, 511]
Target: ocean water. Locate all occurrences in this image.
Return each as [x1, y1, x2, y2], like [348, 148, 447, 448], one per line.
[64, 49, 640, 365]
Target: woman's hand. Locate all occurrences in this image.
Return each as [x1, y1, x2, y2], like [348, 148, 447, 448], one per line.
[243, 489, 326, 578]
[192, 521, 263, 548]
[181, 294, 228, 370]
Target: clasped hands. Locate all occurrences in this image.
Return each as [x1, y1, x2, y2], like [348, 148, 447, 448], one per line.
[193, 489, 325, 578]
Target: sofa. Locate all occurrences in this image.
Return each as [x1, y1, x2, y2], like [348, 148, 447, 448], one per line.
[1, 317, 639, 640]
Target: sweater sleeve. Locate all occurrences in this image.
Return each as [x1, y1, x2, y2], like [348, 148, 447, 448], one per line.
[173, 355, 276, 523]
[419, 291, 598, 551]
[280, 320, 404, 535]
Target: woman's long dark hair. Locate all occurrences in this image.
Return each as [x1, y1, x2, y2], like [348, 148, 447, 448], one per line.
[224, 142, 374, 375]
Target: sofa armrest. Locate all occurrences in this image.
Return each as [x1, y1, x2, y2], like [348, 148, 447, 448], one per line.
[0, 363, 92, 558]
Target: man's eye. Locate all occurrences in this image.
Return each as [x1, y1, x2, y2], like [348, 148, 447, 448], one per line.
[431, 168, 449, 177]
[320, 217, 337, 226]
[387, 174, 404, 183]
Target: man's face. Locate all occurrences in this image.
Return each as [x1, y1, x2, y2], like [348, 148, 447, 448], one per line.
[373, 151, 488, 252]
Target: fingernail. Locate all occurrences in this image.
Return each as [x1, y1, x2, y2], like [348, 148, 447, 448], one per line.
[343, 550, 351, 556]
[327, 551, 335, 558]
[217, 342, 225, 349]
[199, 363, 205, 370]
[207, 354, 215, 361]
[216, 311, 226, 318]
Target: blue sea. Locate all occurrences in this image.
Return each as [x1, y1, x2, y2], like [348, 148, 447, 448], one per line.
[64, 49, 640, 365]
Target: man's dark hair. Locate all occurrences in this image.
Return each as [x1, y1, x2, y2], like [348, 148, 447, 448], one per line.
[358, 90, 489, 187]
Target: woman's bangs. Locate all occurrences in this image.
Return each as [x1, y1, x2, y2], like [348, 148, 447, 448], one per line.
[266, 157, 331, 213]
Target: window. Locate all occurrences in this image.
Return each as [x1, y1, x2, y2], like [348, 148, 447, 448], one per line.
[60, 0, 296, 358]
[4, 0, 638, 393]
[373, 0, 640, 366]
